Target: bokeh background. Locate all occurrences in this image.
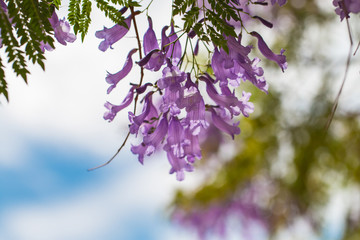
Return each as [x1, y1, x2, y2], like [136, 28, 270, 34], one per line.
[1, 0, 360, 240]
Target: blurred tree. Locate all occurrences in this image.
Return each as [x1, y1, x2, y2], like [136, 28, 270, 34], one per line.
[171, 79, 360, 240]
[170, 1, 360, 239]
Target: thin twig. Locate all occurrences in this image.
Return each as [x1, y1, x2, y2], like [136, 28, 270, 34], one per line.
[88, 131, 131, 171]
[88, 6, 145, 171]
[354, 40, 360, 55]
[130, 6, 144, 114]
[326, 18, 353, 130]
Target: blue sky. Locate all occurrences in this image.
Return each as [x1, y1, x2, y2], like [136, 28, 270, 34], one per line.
[0, 106, 197, 240]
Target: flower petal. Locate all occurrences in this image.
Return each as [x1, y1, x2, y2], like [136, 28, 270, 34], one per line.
[250, 31, 287, 72]
[106, 48, 138, 94]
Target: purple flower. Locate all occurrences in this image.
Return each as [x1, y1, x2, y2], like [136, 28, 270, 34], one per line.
[183, 129, 202, 163]
[165, 117, 187, 157]
[0, 0, 7, 10]
[137, 25, 170, 71]
[157, 61, 186, 90]
[194, 40, 199, 56]
[166, 23, 182, 64]
[164, 117, 193, 181]
[250, 31, 287, 72]
[178, 75, 209, 135]
[137, 49, 166, 71]
[130, 143, 153, 165]
[49, 11, 76, 46]
[143, 17, 159, 55]
[200, 74, 237, 114]
[143, 114, 168, 147]
[172, 186, 268, 239]
[210, 107, 240, 139]
[333, 0, 360, 20]
[138, 21, 182, 71]
[211, 35, 268, 92]
[95, 16, 131, 51]
[106, 48, 138, 94]
[131, 114, 168, 164]
[158, 61, 186, 116]
[200, 74, 253, 118]
[238, 91, 255, 117]
[103, 86, 136, 122]
[167, 150, 193, 181]
[129, 92, 158, 136]
[271, 0, 287, 6]
[39, 41, 53, 52]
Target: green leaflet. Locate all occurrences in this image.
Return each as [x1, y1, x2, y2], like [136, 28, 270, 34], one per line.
[172, 0, 241, 52]
[68, 0, 140, 41]
[96, 0, 126, 27]
[68, 0, 93, 40]
[0, 0, 55, 102]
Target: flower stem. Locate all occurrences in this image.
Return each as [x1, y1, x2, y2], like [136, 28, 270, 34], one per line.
[130, 5, 144, 114]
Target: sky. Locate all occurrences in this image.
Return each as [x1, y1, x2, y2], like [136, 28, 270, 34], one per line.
[0, 1, 201, 239]
[1, 1, 359, 240]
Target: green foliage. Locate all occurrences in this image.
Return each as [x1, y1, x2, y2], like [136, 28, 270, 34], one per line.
[67, 0, 142, 41]
[96, 0, 126, 27]
[51, 0, 61, 8]
[0, 0, 142, 102]
[67, 0, 102, 41]
[0, 57, 8, 101]
[172, 0, 240, 52]
[0, 0, 55, 101]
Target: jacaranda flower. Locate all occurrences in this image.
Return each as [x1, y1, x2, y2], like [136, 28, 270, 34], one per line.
[129, 92, 158, 136]
[271, 0, 287, 6]
[210, 107, 241, 139]
[250, 31, 287, 72]
[95, 16, 132, 51]
[103, 85, 136, 122]
[131, 114, 168, 164]
[106, 48, 138, 94]
[333, 0, 360, 20]
[49, 11, 76, 46]
[137, 25, 170, 71]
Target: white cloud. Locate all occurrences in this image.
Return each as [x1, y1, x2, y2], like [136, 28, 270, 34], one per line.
[0, 157, 198, 240]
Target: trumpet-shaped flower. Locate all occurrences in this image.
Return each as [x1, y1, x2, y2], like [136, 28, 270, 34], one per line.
[49, 11, 76, 46]
[164, 117, 193, 181]
[96, 16, 131, 51]
[166, 23, 182, 64]
[129, 92, 158, 136]
[143, 17, 159, 55]
[158, 61, 186, 116]
[333, 0, 360, 20]
[131, 114, 168, 164]
[106, 49, 138, 94]
[210, 107, 241, 139]
[250, 31, 287, 72]
[103, 86, 136, 122]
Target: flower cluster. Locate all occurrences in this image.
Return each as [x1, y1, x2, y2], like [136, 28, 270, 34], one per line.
[97, 2, 288, 180]
[333, 0, 360, 20]
[172, 179, 272, 239]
